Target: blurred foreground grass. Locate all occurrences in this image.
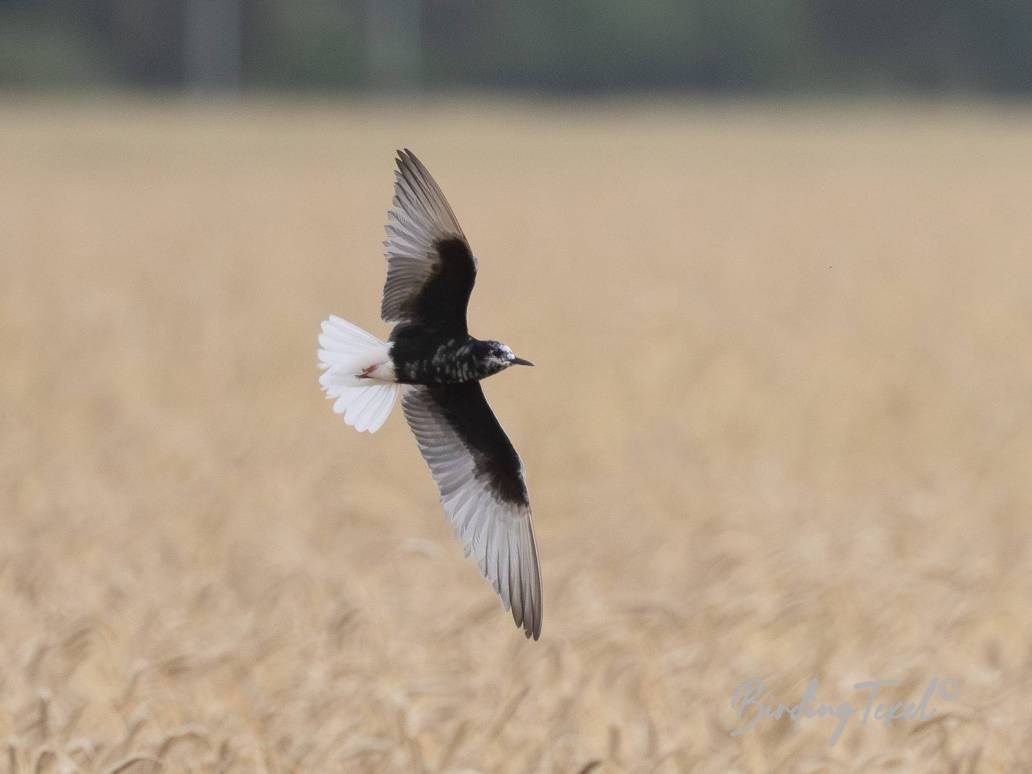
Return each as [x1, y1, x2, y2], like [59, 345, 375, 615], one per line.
[1, 99, 1032, 771]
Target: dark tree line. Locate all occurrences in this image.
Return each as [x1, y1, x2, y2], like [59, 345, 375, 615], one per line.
[1, 0, 1030, 94]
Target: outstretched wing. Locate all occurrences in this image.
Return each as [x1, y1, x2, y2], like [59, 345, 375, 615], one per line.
[402, 383, 542, 639]
[382, 149, 477, 336]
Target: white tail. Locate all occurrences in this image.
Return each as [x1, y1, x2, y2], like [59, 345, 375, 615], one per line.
[318, 315, 398, 433]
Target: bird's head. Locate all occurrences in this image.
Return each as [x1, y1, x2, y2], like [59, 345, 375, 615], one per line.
[475, 340, 534, 377]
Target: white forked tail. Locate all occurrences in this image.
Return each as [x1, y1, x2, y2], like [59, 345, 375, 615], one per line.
[318, 315, 398, 433]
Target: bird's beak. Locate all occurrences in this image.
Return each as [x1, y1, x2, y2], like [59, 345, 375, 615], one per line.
[512, 357, 534, 367]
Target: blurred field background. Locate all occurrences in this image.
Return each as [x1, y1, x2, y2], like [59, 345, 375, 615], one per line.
[3, 99, 1032, 772]
[4, 2, 1032, 773]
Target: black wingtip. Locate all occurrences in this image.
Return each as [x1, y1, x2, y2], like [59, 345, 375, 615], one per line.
[518, 616, 539, 640]
[395, 148, 428, 187]
[516, 600, 542, 640]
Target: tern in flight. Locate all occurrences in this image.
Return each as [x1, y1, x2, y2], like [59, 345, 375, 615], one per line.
[317, 150, 542, 639]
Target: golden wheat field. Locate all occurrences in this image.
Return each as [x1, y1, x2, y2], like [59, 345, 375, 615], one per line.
[2, 98, 1032, 773]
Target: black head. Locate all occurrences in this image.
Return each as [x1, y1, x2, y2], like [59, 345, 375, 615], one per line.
[472, 340, 534, 377]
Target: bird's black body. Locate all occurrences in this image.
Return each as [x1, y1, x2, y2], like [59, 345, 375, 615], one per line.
[381, 197, 534, 514]
[386, 230, 528, 508]
[385, 233, 509, 384]
[390, 326, 515, 385]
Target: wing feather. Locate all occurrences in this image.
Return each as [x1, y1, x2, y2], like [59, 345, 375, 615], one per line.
[402, 384, 542, 639]
[381, 150, 477, 333]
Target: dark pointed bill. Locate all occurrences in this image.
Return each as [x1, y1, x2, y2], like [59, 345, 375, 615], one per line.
[512, 357, 534, 366]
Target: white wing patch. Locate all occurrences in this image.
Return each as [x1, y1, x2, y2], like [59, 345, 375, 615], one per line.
[402, 386, 542, 639]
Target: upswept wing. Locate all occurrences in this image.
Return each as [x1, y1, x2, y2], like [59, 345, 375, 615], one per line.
[382, 149, 477, 335]
[402, 383, 542, 639]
